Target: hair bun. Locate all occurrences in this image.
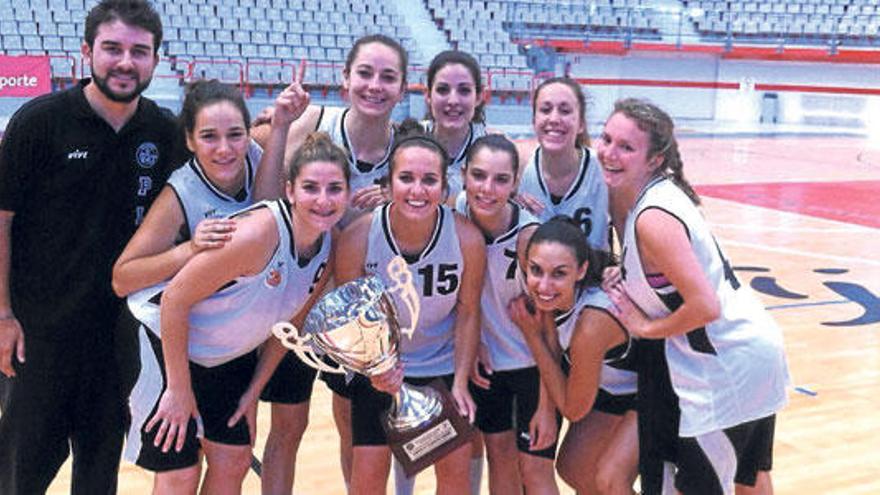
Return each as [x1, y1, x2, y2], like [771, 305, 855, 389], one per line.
[547, 214, 581, 229]
[395, 118, 427, 138]
[302, 131, 333, 148]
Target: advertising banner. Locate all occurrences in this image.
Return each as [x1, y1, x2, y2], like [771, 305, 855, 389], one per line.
[0, 55, 52, 98]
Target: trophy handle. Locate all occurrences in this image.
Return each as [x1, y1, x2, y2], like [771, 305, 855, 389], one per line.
[272, 321, 346, 374]
[386, 256, 421, 339]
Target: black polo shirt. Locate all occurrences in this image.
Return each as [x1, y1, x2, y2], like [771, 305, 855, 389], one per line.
[0, 79, 182, 339]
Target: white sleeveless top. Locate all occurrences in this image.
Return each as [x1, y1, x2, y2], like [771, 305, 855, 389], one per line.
[621, 177, 789, 436]
[167, 140, 262, 237]
[519, 146, 610, 250]
[423, 120, 488, 200]
[317, 106, 395, 228]
[455, 193, 541, 371]
[554, 286, 637, 396]
[127, 200, 331, 367]
[365, 203, 464, 377]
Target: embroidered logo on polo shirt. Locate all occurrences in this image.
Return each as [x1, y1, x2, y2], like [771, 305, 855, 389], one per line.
[135, 142, 159, 169]
[67, 149, 88, 160]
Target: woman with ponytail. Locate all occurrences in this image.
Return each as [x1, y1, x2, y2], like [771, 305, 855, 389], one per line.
[252, 34, 410, 491]
[117, 124, 350, 494]
[598, 98, 789, 494]
[508, 216, 639, 494]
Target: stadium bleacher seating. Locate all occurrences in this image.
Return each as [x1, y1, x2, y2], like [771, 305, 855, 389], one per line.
[685, 0, 880, 44]
[424, 0, 533, 91]
[2, 0, 877, 94]
[500, 0, 661, 41]
[0, 0, 419, 86]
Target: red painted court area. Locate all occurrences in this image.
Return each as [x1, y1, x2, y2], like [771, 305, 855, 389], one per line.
[695, 180, 880, 228]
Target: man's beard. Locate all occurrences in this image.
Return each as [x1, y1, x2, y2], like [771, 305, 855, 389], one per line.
[91, 67, 151, 103]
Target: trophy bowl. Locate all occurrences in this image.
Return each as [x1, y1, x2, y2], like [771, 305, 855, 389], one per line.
[272, 257, 474, 475]
[301, 275, 403, 377]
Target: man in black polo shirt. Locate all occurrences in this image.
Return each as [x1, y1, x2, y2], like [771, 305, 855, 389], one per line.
[0, 0, 181, 492]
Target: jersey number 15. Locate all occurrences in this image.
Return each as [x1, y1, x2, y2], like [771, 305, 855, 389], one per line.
[418, 263, 459, 297]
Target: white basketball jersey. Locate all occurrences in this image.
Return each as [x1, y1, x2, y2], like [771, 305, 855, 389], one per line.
[423, 120, 487, 200]
[554, 286, 637, 396]
[519, 146, 610, 250]
[127, 200, 331, 367]
[365, 203, 463, 377]
[455, 195, 540, 371]
[167, 139, 263, 237]
[621, 177, 789, 436]
[317, 106, 395, 194]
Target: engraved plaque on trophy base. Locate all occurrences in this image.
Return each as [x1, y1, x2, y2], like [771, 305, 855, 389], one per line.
[384, 379, 476, 478]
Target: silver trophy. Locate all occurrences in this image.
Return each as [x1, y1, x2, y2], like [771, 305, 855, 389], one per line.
[272, 256, 443, 432]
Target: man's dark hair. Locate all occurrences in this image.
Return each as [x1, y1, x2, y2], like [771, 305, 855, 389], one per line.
[84, 0, 163, 54]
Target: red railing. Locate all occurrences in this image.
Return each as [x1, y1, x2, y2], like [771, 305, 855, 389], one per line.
[47, 53, 76, 89]
[47, 56, 546, 103]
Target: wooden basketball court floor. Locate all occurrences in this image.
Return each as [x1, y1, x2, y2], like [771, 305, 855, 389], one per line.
[44, 132, 879, 493]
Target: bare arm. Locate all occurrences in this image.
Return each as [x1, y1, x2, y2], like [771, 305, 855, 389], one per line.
[558, 309, 626, 421]
[253, 102, 321, 201]
[147, 210, 275, 452]
[512, 141, 545, 215]
[0, 210, 24, 377]
[609, 209, 720, 338]
[450, 215, 486, 422]
[228, 229, 338, 429]
[509, 296, 562, 399]
[515, 223, 537, 272]
[114, 187, 192, 296]
[332, 215, 371, 285]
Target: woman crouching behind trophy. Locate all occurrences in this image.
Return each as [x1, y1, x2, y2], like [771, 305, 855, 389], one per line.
[122, 133, 350, 495]
[334, 119, 486, 494]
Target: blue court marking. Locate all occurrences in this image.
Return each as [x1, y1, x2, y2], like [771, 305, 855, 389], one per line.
[794, 387, 818, 397]
[751, 276, 809, 300]
[733, 265, 770, 272]
[765, 299, 849, 311]
[822, 282, 880, 327]
[814, 268, 849, 275]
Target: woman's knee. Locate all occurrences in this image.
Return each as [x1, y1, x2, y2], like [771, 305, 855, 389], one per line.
[556, 457, 594, 493]
[519, 454, 556, 489]
[594, 465, 623, 494]
[434, 443, 471, 491]
[594, 454, 636, 494]
[270, 403, 310, 441]
[351, 447, 392, 495]
[554, 453, 576, 483]
[154, 465, 201, 494]
[208, 446, 252, 479]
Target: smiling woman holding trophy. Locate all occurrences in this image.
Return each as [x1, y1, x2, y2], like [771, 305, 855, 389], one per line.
[330, 119, 486, 494]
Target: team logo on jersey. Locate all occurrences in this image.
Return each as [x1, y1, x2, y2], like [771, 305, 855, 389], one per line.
[266, 260, 285, 288]
[135, 142, 159, 169]
[266, 269, 282, 287]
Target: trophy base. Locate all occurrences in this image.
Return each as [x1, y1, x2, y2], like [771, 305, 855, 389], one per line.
[383, 379, 476, 478]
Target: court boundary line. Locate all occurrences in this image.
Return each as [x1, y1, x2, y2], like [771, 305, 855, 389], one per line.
[702, 196, 880, 232]
[719, 239, 880, 267]
[709, 223, 869, 234]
